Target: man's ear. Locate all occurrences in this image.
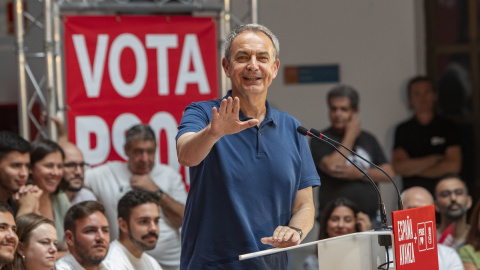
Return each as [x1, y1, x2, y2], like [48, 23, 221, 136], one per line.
[467, 195, 473, 210]
[222, 58, 230, 78]
[64, 230, 74, 248]
[434, 200, 440, 213]
[118, 217, 128, 234]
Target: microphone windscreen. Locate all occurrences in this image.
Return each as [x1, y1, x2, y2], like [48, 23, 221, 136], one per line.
[309, 128, 321, 136]
[296, 126, 309, 136]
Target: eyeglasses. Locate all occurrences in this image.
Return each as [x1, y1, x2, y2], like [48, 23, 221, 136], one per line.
[438, 188, 465, 198]
[63, 162, 89, 171]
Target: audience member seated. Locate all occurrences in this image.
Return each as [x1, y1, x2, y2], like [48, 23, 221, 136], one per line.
[50, 116, 96, 205]
[435, 174, 471, 250]
[85, 124, 186, 270]
[0, 202, 17, 270]
[310, 85, 394, 228]
[104, 190, 162, 269]
[319, 197, 372, 240]
[0, 131, 41, 217]
[392, 76, 462, 195]
[401, 186, 464, 270]
[30, 140, 71, 251]
[11, 213, 57, 270]
[58, 141, 96, 205]
[459, 200, 480, 270]
[56, 201, 112, 270]
[303, 197, 371, 270]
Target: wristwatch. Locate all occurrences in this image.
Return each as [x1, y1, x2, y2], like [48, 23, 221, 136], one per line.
[288, 226, 303, 238]
[154, 189, 164, 200]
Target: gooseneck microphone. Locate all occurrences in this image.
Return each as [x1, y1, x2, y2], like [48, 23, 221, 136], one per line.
[297, 126, 389, 230]
[309, 128, 403, 211]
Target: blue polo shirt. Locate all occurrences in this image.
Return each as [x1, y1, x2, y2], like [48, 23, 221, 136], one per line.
[176, 91, 320, 270]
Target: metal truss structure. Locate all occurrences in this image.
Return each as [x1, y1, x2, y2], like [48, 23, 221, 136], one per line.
[13, 0, 258, 140]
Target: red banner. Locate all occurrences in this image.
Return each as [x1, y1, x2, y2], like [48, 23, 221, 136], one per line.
[63, 15, 219, 186]
[392, 205, 439, 270]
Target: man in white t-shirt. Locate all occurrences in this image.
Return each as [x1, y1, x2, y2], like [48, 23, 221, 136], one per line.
[85, 124, 186, 270]
[56, 201, 112, 270]
[104, 190, 162, 270]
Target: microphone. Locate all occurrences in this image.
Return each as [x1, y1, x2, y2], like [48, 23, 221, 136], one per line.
[309, 128, 403, 211]
[297, 126, 389, 230]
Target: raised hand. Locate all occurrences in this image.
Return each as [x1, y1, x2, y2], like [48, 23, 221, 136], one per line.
[209, 97, 259, 138]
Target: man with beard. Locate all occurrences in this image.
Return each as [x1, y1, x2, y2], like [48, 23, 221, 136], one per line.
[0, 202, 17, 269]
[59, 141, 96, 204]
[435, 174, 472, 251]
[0, 131, 42, 217]
[85, 124, 185, 270]
[56, 201, 112, 270]
[105, 190, 162, 269]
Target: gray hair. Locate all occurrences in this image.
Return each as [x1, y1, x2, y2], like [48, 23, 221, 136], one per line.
[224, 23, 280, 63]
[125, 124, 156, 149]
[327, 85, 360, 111]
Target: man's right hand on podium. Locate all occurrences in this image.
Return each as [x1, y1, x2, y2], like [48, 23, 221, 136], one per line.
[260, 225, 301, 248]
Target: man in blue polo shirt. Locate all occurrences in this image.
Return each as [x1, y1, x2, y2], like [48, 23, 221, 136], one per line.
[176, 24, 320, 269]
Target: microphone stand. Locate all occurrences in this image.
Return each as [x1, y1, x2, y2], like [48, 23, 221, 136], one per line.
[297, 126, 392, 250]
[297, 126, 389, 230]
[309, 128, 403, 211]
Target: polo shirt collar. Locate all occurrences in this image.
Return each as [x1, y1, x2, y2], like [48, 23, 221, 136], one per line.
[223, 90, 277, 127]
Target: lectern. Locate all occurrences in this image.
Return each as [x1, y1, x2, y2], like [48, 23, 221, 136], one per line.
[240, 205, 439, 270]
[240, 230, 395, 270]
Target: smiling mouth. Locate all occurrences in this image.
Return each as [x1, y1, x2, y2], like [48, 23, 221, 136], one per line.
[243, 77, 261, 81]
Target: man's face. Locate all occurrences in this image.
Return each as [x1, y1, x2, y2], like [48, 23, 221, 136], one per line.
[328, 97, 356, 132]
[435, 178, 472, 221]
[222, 31, 279, 98]
[68, 211, 110, 267]
[62, 145, 85, 192]
[0, 211, 17, 268]
[125, 140, 156, 175]
[409, 81, 437, 114]
[126, 203, 160, 251]
[0, 151, 30, 195]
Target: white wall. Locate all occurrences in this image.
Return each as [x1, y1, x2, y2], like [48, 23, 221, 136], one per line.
[259, 0, 420, 152]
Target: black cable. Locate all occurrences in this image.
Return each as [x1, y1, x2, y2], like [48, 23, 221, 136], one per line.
[377, 246, 393, 270]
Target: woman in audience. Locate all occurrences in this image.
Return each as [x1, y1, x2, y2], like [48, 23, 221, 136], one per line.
[304, 197, 372, 270]
[8, 213, 57, 270]
[319, 196, 372, 239]
[459, 200, 480, 269]
[29, 140, 70, 251]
